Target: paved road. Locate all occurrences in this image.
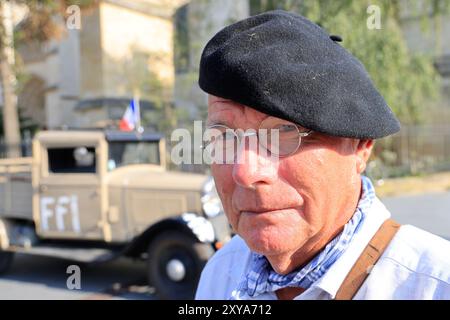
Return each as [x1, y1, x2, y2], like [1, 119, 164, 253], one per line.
[0, 254, 155, 300]
[382, 191, 450, 240]
[1, 191, 450, 300]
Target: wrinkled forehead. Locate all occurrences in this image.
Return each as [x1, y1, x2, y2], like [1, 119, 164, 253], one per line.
[207, 95, 277, 128]
[207, 95, 312, 133]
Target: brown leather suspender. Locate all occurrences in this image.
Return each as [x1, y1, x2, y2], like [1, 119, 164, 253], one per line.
[334, 218, 401, 300]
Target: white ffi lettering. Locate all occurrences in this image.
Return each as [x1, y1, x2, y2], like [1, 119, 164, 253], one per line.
[56, 196, 70, 231]
[70, 195, 81, 233]
[40, 197, 55, 231]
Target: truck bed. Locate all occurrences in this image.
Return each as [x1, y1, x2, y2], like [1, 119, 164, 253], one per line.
[0, 157, 33, 220]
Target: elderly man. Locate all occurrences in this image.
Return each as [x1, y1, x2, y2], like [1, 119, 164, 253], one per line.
[195, 10, 450, 300]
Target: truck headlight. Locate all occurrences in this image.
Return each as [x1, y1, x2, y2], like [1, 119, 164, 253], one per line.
[201, 177, 224, 218]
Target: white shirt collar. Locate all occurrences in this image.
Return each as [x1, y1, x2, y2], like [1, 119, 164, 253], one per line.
[295, 197, 391, 300]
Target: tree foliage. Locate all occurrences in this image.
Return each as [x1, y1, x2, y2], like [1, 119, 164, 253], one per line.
[15, 0, 97, 43]
[250, 0, 450, 123]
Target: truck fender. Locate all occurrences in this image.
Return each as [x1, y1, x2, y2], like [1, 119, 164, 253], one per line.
[176, 212, 215, 243]
[125, 213, 216, 257]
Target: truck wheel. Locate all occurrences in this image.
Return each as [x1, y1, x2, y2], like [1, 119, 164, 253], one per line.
[0, 251, 14, 275]
[147, 231, 213, 300]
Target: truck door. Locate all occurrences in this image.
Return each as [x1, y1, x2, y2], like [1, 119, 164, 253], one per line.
[35, 136, 108, 241]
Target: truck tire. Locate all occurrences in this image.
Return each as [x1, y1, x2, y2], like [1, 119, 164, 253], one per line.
[147, 231, 213, 300]
[0, 251, 14, 275]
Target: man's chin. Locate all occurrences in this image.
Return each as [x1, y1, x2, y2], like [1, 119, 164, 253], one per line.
[240, 228, 293, 256]
[238, 214, 305, 246]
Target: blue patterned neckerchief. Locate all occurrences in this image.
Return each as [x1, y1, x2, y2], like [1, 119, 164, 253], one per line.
[231, 176, 375, 299]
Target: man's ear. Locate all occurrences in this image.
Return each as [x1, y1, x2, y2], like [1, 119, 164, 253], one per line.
[355, 139, 374, 174]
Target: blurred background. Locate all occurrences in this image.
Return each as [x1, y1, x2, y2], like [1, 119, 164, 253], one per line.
[0, 0, 449, 300]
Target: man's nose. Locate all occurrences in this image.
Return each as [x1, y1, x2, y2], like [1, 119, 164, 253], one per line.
[232, 136, 279, 188]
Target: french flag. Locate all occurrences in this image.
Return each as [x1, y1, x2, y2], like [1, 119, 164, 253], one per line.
[119, 98, 140, 131]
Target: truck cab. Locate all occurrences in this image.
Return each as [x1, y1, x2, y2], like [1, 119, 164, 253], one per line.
[0, 129, 231, 299]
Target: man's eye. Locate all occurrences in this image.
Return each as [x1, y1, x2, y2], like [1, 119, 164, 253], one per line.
[275, 124, 297, 133]
[273, 124, 298, 137]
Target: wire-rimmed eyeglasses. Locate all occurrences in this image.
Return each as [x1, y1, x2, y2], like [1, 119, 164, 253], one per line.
[203, 117, 312, 163]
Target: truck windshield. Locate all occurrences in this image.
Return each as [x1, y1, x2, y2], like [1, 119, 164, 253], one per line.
[108, 141, 160, 171]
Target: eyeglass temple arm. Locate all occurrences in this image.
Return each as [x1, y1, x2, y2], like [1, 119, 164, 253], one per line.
[299, 130, 313, 137]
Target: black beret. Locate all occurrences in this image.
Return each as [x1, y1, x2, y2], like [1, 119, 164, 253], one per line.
[199, 10, 400, 139]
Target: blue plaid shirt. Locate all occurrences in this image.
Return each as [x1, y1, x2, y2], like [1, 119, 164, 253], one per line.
[231, 176, 375, 299]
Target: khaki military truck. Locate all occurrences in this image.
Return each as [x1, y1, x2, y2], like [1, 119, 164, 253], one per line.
[0, 130, 231, 299]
